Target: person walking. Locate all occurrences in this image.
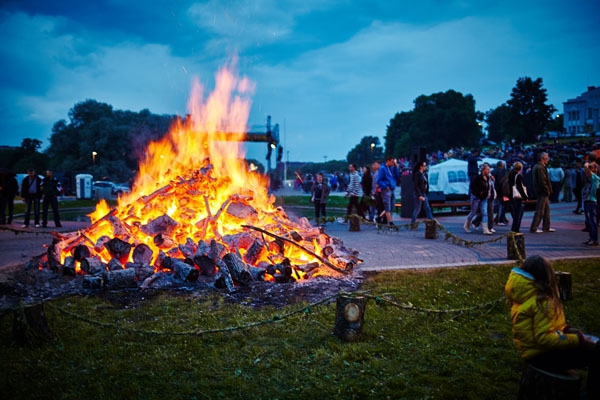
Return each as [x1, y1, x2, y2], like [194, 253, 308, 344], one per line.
[0, 172, 19, 224]
[573, 159, 584, 214]
[41, 170, 63, 228]
[464, 163, 493, 235]
[369, 161, 381, 222]
[20, 169, 42, 228]
[310, 172, 330, 226]
[505, 255, 599, 399]
[492, 161, 509, 225]
[360, 165, 373, 220]
[507, 162, 528, 233]
[529, 152, 555, 233]
[345, 163, 364, 220]
[376, 157, 398, 226]
[547, 159, 564, 203]
[562, 163, 573, 203]
[581, 162, 600, 246]
[410, 160, 433, 229]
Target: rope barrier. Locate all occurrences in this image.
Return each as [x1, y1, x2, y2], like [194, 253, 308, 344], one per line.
[40, 290, 505, 338]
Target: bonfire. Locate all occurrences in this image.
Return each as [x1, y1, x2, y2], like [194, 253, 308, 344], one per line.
[44, 63, 360, 291]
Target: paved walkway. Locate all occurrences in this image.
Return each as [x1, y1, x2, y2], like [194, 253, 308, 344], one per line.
[0, 201, 597, 279]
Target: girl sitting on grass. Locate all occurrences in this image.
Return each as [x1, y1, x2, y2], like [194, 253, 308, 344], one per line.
[505, 255, 599, 397]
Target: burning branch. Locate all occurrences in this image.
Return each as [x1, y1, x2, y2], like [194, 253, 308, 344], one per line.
[242, 225, 349, 275]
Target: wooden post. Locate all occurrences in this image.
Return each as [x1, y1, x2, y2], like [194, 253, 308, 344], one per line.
[507, 232, 526, 260]
[333, 295, 366, 342]
[425, 220, 437, 239]
[12, 304, 55, 345]
[348, 215, 361, 232]
[555, 272, 573, 301]
[518, 363, 581, 400]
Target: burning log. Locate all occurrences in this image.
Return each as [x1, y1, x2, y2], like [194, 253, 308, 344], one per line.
[153, 233, 176, 249]
[141, 214, 179, 236]
[105, 238, 133, 264]
[73, 244, 92, 262]
[178, 238, 197, 258]
[63, 257, 76, 276]
[107, 258, 124, 271]
[225, 201, 258, 222]
[214, 260, 235, 292]
[222, 232, 255, 250]
[94, 236, 111, 253]
[242, 225, 349, 275]
[222, 252, 253, 285]
[130, 263, 154, 281]
[243, 239, 266, 265]
[80, 257, 106, 275]
[104, 268, 137, 290]
[132, 244, 153, 264]
[172, 259, 199, 282]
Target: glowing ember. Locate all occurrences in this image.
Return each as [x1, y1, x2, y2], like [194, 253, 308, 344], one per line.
[48, 63, 360, 285]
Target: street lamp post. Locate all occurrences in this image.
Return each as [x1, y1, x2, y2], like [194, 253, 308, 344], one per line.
[92, 151, 97, 164]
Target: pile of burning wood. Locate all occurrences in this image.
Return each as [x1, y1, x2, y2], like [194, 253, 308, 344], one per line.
[40, 165, 361, 292]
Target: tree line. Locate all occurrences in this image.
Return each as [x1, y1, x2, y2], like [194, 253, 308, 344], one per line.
[1, 76, 559, 185]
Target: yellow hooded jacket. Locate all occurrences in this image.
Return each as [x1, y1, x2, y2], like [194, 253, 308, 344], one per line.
[504, 267, 580, 359]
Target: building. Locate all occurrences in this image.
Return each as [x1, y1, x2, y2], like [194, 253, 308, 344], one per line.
[563, 86, 600, 136]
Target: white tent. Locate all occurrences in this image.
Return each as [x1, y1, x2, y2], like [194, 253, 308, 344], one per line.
[428, 157, 503, 196]
[428, 159, 469, 196]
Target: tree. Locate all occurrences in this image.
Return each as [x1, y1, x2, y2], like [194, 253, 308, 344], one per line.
[346, 136, 384, 166]
[485, 104, 519, 143]
[384, 90, 481, 158]
[506, 77, 557, 143]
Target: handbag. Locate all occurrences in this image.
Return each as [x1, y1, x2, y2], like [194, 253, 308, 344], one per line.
[512, 184, 527, 199]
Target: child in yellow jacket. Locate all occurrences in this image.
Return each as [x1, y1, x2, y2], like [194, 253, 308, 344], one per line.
[505, 255, 599, 397]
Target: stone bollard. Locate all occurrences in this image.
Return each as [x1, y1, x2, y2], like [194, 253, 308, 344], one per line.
[425, 220, 437, 239]
[507, 232, 526, 260]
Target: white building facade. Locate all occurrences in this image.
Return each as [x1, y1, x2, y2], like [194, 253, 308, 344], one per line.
[563, 86, 600, 136]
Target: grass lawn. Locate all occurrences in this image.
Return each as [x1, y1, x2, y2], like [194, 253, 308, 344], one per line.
[1, 259, 598, 399]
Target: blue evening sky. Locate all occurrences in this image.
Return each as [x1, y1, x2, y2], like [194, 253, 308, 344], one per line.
[1, 0, 599, 162]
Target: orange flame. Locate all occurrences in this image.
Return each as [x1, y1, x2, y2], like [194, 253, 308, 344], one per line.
[58, 62, 345, 280]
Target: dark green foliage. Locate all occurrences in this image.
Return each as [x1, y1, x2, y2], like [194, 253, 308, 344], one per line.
[1, 260, 598, 399]
[346, 136, 384, 166]
[506, 77, 557, 143]
[384, 91, 481, 158]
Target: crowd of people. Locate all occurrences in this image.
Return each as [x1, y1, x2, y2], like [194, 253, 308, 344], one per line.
[0, 168, 62, 228]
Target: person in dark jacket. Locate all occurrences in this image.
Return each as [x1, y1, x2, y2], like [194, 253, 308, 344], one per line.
[360, 165, 373, 220]
[464, 163, 492, 234]
[410, 161, 433, 228]
[41, 170, 62, 228]
[0, 173, 19, 224]
[529, 152, 555, 233]
[507, 161, 528, 233]
[20, 169, 42, 227]
[310, 172, 330, 225]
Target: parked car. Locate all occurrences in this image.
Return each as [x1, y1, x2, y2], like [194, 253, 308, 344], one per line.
[92, 181, 131, 197]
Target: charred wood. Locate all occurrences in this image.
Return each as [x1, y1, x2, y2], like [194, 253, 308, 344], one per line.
[222, 252, 252, 285]
[172, 259, 199, 282]
[106, 238, 133, 264]
[132, 243, 153, 265]
[80, 257, 106, 275]
[104, 268, 137, 290]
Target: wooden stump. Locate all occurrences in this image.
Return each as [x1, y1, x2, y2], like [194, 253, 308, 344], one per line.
[555, 272, 573, 301]
[425, 220, 437, 239]
[333, 295, 366, 342]
[507, 233, 526, 260]
[518, 363, 581, 400]
[349, 215, 361, 232]
[13, 304, 55, 345]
